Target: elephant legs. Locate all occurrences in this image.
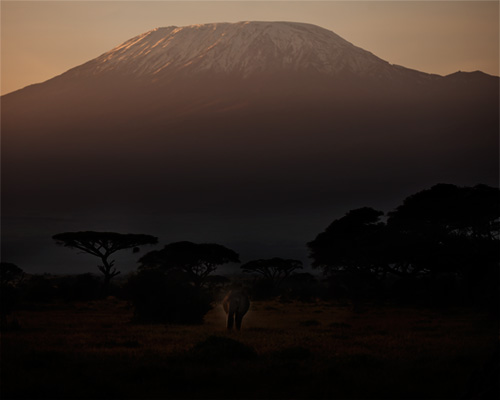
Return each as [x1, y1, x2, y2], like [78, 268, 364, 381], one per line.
[223, 290, 250, 330]
[227, 312, 235, 330]
[227, 311, 245, 330]
[235, 312, 244, 330]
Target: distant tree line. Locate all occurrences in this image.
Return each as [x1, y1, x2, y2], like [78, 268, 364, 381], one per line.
[1, 183, 498, 329]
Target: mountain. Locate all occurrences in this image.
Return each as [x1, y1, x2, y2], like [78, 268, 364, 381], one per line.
[1, 21, 498, 272]
[67, 21, 433, 80]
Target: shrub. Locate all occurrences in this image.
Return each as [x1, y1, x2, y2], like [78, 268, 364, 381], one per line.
[272, 346, 312, 361]
[22, 275, 59, 303]
[300, 319, 321, 327]
[281, 273, 320, 302]
[125, 268, 212, 324]
[249, 279, 278, 300]
[190, 336, 257, 362]
[58, 273, 102, 301]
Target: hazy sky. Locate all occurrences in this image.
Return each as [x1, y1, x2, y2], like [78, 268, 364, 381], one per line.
[1, 0, 498, 95]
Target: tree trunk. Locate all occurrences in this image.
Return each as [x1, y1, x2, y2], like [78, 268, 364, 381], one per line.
[102, 273, 112, 297]
[98, 257, 117, 297]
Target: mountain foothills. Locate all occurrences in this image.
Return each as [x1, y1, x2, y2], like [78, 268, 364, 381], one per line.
[1, 22, 498, 269]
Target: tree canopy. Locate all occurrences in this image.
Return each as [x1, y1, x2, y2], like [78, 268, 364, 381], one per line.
[241, 258, 303, 288]
[53, 231, 158, 294]
[307, 184, 499, 304]
[307, 207, 386, 276]
[387, 184, 499, 240]
[386, 184, 499, 277]
[138, 241, 240, 287]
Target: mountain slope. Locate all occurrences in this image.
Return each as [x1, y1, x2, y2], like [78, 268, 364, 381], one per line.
[1, 22, 498, 269]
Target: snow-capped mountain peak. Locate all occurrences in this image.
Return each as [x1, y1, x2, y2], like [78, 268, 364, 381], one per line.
[80, 21, 395, 78]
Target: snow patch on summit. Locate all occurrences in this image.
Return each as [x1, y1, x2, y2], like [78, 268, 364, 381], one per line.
[82, 21, 397, 78]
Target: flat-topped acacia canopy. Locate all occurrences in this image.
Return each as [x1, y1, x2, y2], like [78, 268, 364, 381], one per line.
[53, 231, 158, 294]
[139, 241, 240, 287]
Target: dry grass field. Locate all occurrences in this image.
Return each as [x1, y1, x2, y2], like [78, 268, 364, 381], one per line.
[1, 298, 497, 399]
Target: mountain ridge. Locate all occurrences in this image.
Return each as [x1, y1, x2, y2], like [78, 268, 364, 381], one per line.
[1, 21, 497, 207]
[3, 21, 498, 99]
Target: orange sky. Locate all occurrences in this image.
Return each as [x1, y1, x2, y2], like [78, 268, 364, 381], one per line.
[1, 0, 499, 95]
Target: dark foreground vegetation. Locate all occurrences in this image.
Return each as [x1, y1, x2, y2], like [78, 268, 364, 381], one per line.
[1, 298, 497, 399]
[1, 183, 498, 398]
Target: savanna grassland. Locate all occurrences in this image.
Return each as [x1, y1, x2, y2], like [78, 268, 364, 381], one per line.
[1, 298, 497, 399]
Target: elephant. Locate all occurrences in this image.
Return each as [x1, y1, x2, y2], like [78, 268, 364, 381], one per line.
[222, 289, 250, 330]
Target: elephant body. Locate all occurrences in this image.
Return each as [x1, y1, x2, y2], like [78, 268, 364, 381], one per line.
[222, 289, 250, 330]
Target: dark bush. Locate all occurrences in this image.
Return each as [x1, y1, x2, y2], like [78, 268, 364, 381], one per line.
[125, 268, 212, 324]
[1, 285, 20, 329]
[272, 346, 312, 361]
[249, 278, 278, 300]
[22, 275, 60, 303]
[323, 271, 382, 301]
[58, 273, 102, 301]
[0, 263, 23, 324]
[299, 319, 321, 327]
[204, 274, 231, 301]
[190, 336, 257, 362]
[281, 273, 320, 302]
[329, 322, 351, 329]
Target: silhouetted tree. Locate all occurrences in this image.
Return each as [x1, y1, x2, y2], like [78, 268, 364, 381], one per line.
[0, 262, 24, 328]
[307, 207, 387, 301]
[387, 184, 499, 273]
[241, 258, 303, 288]
[138, 241, 239, 287]
[308, 207, 386, 276]
[386, 184, 499, 303]
[388, 184, 499, 241]
[52, 231, 158, 295]
[307, 185, 499, 304]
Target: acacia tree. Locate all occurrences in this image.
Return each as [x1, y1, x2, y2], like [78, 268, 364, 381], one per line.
[386, 183, 500, 278]
[241, 258, 303, 288]
[307, 207, 386, 276]
[138, 241, 240, 287]
[53, 231, 158, 294]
